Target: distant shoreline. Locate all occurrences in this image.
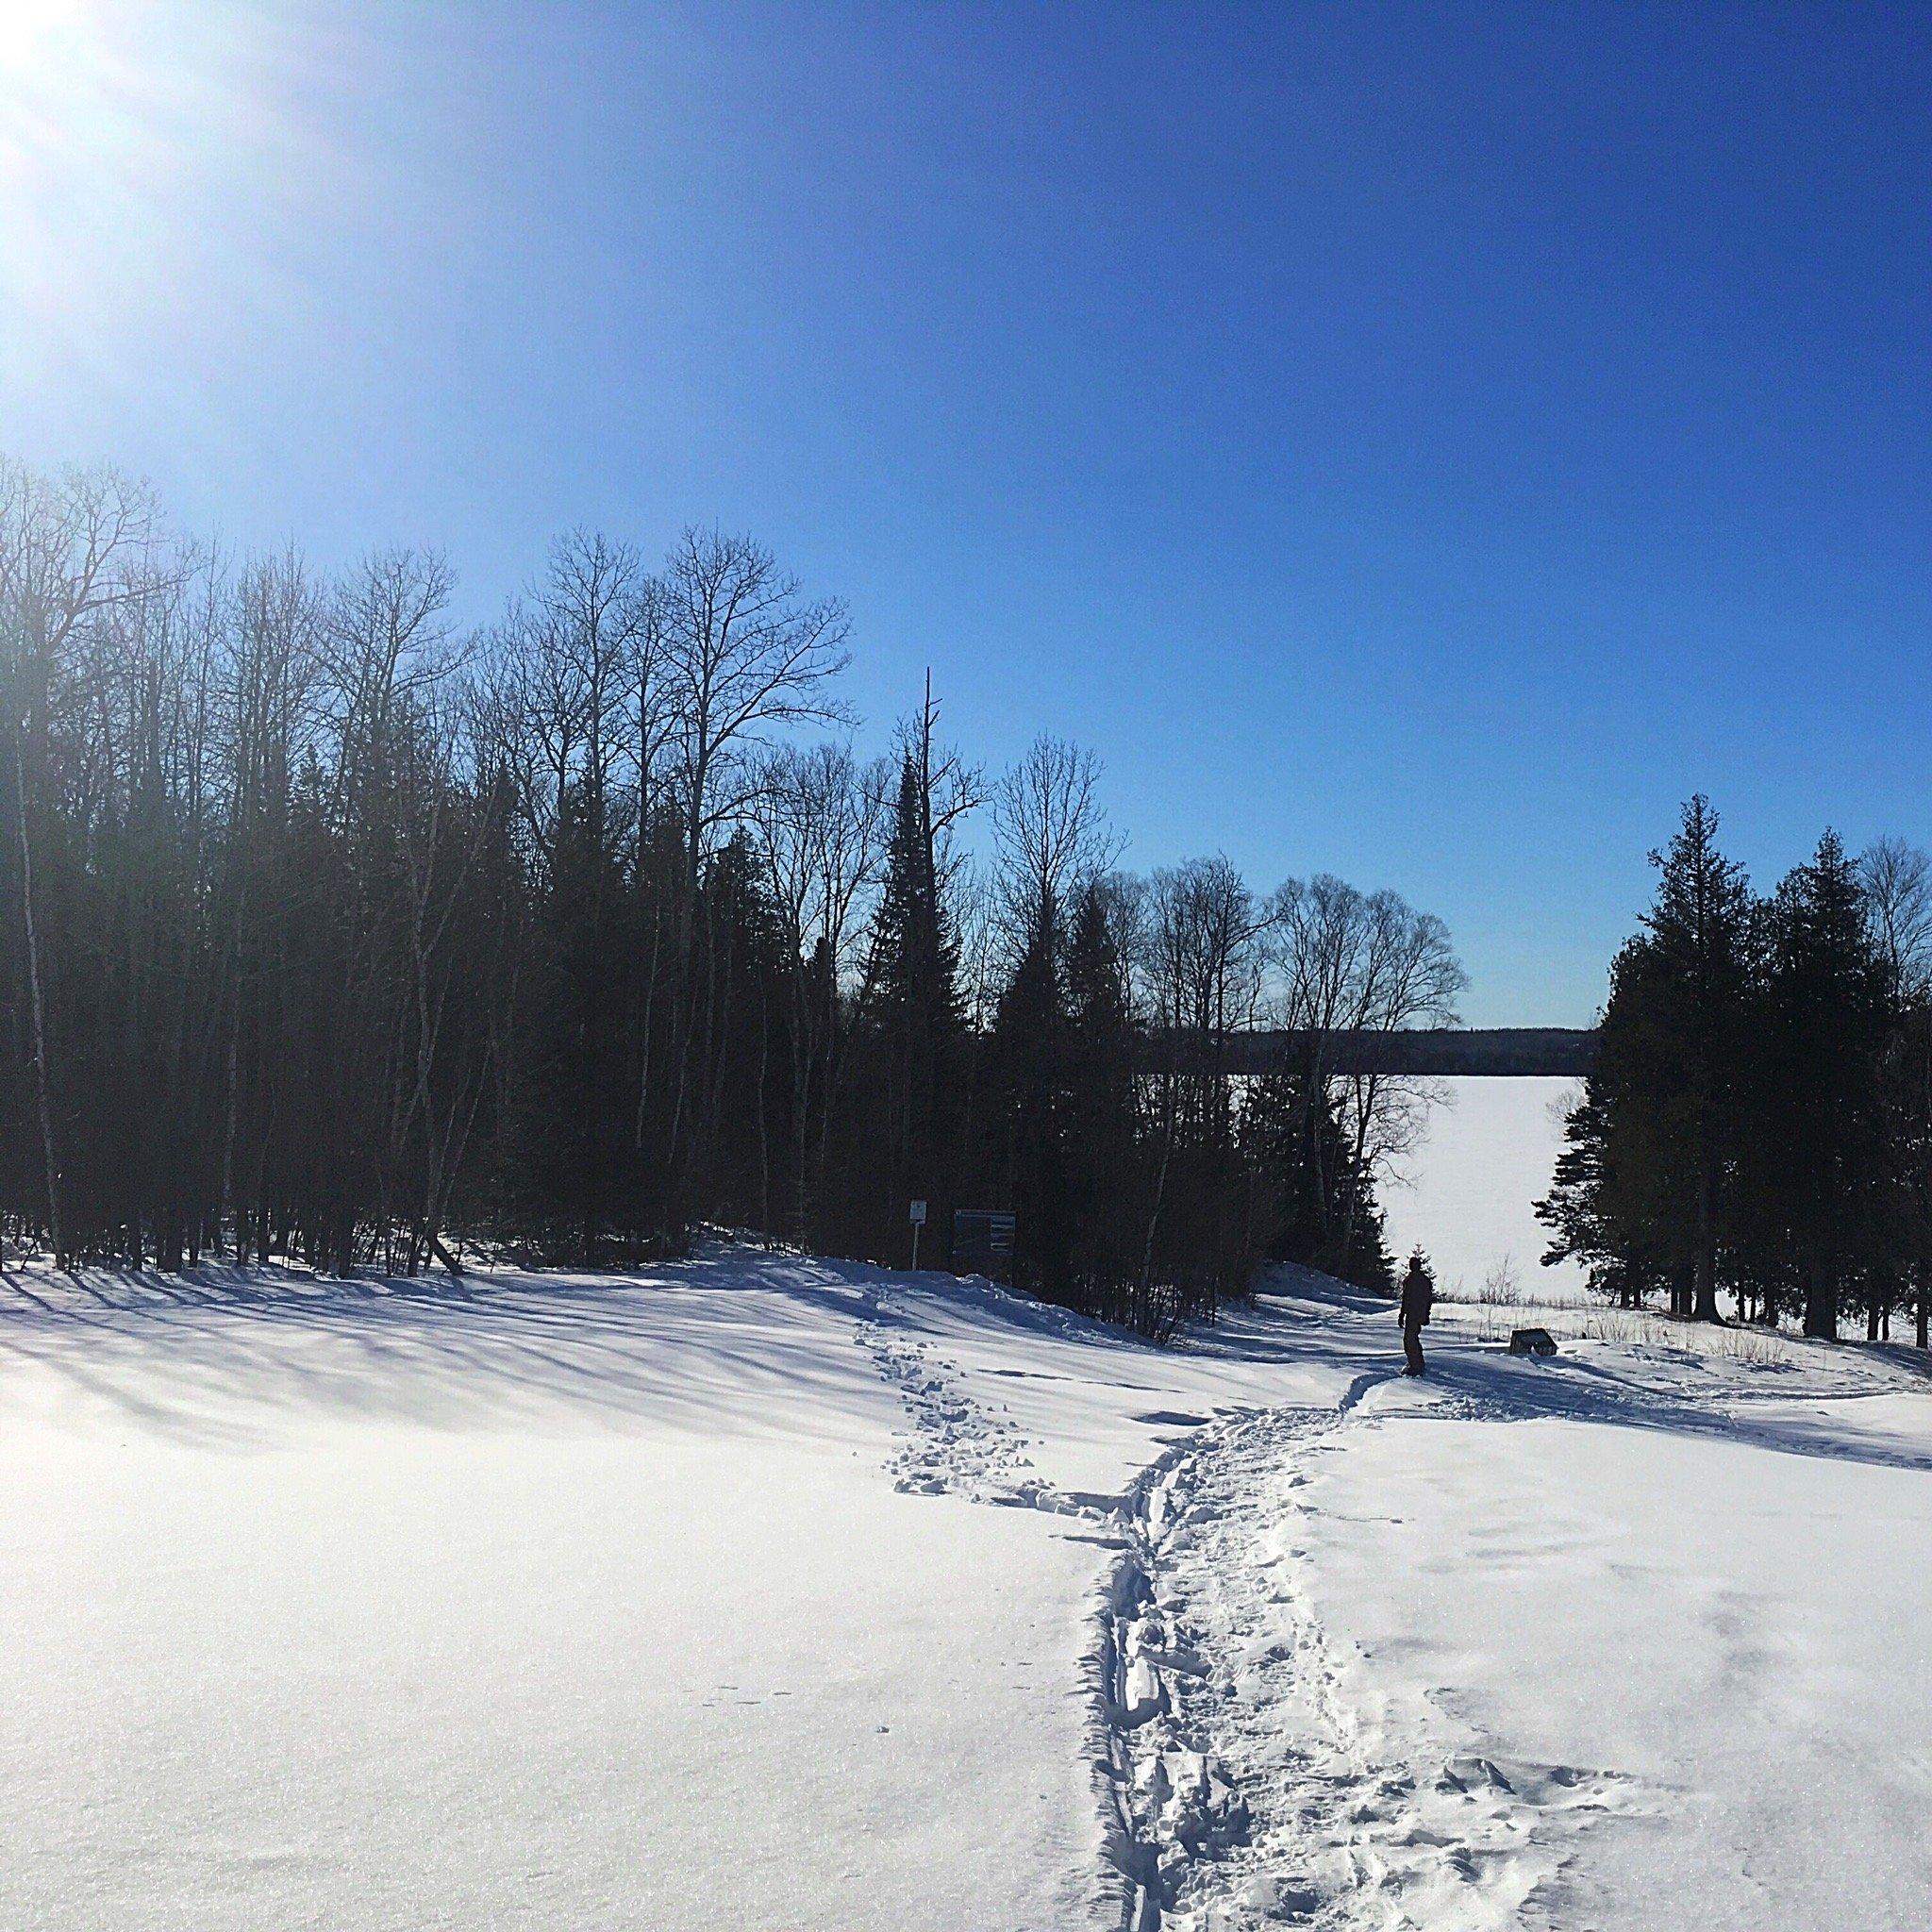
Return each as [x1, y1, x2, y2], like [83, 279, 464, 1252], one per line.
[1186, 1029, 1598, 1078]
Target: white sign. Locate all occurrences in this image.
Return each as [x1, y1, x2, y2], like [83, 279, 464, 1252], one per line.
[909, 1199, 927, 1224]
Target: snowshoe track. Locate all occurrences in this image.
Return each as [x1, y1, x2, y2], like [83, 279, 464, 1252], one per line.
[858, 1307, 1642, 1931]
[858, 1300, 1090, 1507]
[1103, 1400, 1641, 1931]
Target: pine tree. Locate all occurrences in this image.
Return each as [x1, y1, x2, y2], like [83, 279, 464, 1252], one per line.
[1637, 796, 1757, 1319]
[1538, 1043, 1674, 1307]
[1247, 1070, 1394, 1291]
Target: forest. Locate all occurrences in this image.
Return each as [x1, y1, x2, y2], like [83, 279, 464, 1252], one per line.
[1541, 794, 1932, 1343]
[0, 457, 1463, 1335]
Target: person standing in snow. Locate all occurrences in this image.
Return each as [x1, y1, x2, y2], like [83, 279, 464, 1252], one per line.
[1398, 1250, 1435, 1376]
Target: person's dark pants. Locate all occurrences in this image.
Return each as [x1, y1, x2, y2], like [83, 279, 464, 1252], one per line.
[1402, 1322, 1425, 1375]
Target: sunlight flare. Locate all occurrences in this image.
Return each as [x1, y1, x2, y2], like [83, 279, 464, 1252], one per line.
[0, 0, 87, 72]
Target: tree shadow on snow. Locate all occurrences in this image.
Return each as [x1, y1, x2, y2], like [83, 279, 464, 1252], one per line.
[3, 1247, 1923, 1477]
[0, 1246, 903, 1451]
[1407, 1331, 1932, 1475]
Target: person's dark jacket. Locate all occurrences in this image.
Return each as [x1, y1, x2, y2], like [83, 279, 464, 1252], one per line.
[1399, 1269, 1434, 1328]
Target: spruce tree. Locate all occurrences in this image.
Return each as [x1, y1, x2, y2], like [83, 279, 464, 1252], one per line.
[992, 915, 1071, 1304]
[1537, 1081, 1647, 1305]
[1540, 797, 1756, 1318]
[1751, 831, 1895, 1338]
[1248, 1070, 1394, 1291]
[1640, 795, 1757, 1319]
[863, 751, 964, 1253]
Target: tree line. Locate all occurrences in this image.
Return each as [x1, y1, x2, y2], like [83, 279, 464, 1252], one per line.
[1, 457, 1462, 1335]
[1541, 795, 1932, 1344]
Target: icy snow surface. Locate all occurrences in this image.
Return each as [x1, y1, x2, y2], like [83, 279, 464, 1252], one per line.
[5, 1233, 1931, 1929]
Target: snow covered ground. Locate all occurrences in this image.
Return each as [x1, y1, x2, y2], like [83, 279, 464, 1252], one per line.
[1382, 1075, 1587, 1301]
[5, 1247, 1930, 1929]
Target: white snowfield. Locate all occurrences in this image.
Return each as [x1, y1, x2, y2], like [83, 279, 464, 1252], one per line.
[5, 1244, 1932, 1931]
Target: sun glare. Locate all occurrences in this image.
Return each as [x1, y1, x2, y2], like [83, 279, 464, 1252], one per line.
[0, 0, 244, 390]
[0, 0, 367, 420]
[0, 0, 102, 172]
[0, 0, 85, 72]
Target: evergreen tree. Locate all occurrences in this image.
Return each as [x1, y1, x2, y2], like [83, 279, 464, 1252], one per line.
[862, 751, 963, 1251]
[523, 780, 633, 1259]
[1747, 831, 1896, 1338]
[1641, 796, 1757, 1319]
[1885, 991, 1932, 1349]
[1247, 1070, 1394, 1291]
[1537, 1080, 1649, 1305]
[1539, 798, 1756, 1318]
[1060, 879, 1141, 1313]
[991, 917, 1071, 1305]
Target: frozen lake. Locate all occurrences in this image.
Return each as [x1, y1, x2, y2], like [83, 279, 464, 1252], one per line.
[1381, 1074, 1589, 1300]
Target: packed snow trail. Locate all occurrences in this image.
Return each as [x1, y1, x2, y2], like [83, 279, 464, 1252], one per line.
[1090, 1391, 1643, 1931]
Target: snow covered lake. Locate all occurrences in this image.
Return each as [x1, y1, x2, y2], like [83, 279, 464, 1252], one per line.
[1383, 1074, 1587, 1301]
[5, 1239, 1930, 1929]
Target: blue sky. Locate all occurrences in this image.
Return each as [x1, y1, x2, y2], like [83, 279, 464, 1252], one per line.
[6, 2, 1932, 1024]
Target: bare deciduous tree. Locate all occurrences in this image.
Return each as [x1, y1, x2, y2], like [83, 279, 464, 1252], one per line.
[0, 460, 163, 1261]
[1861, 836, 1932, 998]
[656, 529, 851, 1213]
[751, 740, 888, 1239]
[1334, 891, 1466, 1252]
[660, 527, 853, 890]
[991, 733, 1119, 956]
